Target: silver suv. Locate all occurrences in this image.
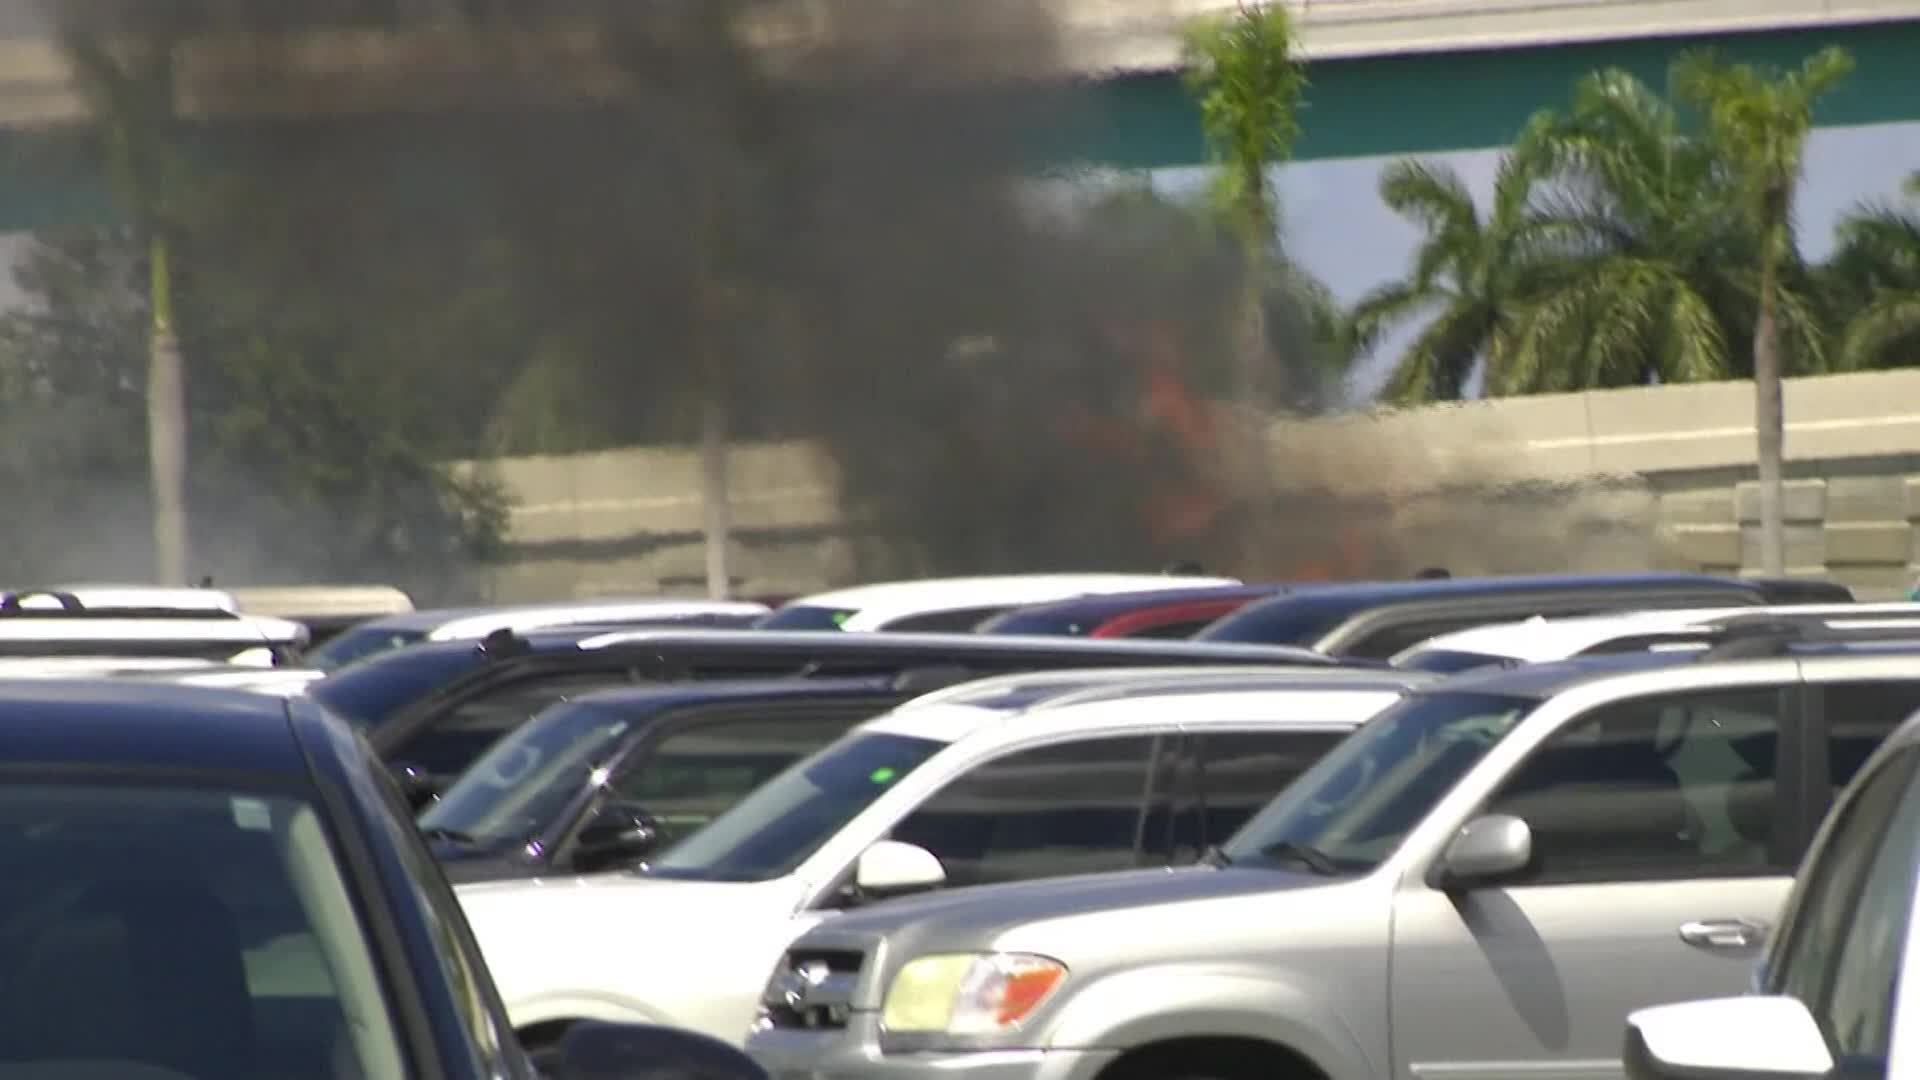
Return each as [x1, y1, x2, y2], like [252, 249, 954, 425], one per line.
[748, 634, 1920, 1080]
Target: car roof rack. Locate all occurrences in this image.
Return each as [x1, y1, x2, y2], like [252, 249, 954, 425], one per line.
[1577, 611, 1920, 662]
[0, 589, 241, 620]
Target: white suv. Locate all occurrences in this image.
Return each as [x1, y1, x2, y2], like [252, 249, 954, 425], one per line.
[454, 665, 1426, 1050]
[1626, 690, 1920, 1080]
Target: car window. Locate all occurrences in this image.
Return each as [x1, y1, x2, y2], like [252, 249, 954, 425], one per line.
[0, 782, 408, 1079]
[1343, 617, 1497, 661]
[879, 606, 1011, 633]
[886, 735, 1161, 888]
[1484, 687, 1788, 883]
[1770, 744, 1920, 1069]
[388, 671, 633, 782]
[1168, 729, 1350, 861]
[614, 713, 864, 846]
[366, 759, 515, 1078]
[644, 732, 947, 883]
[1817, 682, 1920, 802]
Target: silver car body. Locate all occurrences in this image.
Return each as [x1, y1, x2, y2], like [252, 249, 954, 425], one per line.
[750, 650, 1920, 1080]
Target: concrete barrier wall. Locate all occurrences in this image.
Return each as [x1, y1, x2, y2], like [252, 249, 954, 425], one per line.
[464, 369, 1920, 601]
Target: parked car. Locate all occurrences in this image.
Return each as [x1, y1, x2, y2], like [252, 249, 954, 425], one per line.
[228, 583, 416, 649]
[978, 584, 1291, 639]
[1392, 602, 1920, 673]
[424, 675, 955, 883]
[0, 591, 309, 665]
[455, 666, 1430, 1048]
[1196, 572, 1854, 659]
[312, 627, 1350, 809]
[306, 597, 774, 672]
[747, 616, 1920, 1080]
[0, 677, 767, 1080]
[5, 583, 241, 613]
[1623, 685, 1920, 1080]
[760, 573, 1241, 633]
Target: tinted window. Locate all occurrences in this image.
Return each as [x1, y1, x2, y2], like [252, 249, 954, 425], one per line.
[1169, 730, 1350, 860]
[388, 671, 632, 781]
[757, 605, 858, 630]
[614, 712, 866, 846]
[1818, 682, 1920, 798]
[420, 699, 636, 847]
[644, 732, 946, 883]
[887, 736, 1160, 887]
[309, 645, 493, 729]
[1485, 687, 1787, 883]
[879, 606, 1009, 633]
[305, 625, 430, 672]
[1771, 746, 1920, 1071]
[1343, 617, 1498, 661]
[0, 783, 408, 1078]
[366, 756, 513, 1077]
[1394, 648, 1518, 674]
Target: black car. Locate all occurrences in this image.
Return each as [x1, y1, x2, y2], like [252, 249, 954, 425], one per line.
[422, 676, 926, 883]
[1196, 572, 1854, 659]
[314, 626, 1351, 807]
[0, 678, 766, 1080]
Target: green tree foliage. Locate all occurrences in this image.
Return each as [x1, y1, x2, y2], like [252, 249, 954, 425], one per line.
[1181, 2, 1308, 407]
[1363, 47, 1859, 406]
[1350, 156, 1563, 403]
[1827, 172, 1920, 370]
[1674, 45, 1852, 575]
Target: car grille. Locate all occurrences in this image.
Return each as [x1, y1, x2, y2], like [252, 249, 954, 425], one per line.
[759, 947, 865, 1031]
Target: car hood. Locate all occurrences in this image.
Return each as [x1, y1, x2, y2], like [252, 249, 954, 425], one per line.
[820, 863, 1331, 941]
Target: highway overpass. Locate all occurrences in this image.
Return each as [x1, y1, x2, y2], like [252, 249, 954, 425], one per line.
[0, 0, 1916, 228]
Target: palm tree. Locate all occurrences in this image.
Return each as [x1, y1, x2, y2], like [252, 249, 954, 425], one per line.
[1349, 155, 1556, 403]
[1182, 2, 1307, 409]
[63, 32, 192, 585]
[1490, 68, 1754, 396]
[1674, 46, 1854, 577]
[1827, 172, 1920, 370]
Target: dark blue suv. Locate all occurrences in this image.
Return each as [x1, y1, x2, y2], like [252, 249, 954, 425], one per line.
[0, 678, 766, 1080]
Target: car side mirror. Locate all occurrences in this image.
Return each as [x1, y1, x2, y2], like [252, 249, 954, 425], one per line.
[544, 1019, 770, 1080]
[853, 840, 946, 899]
[394, 762, 443, 811]
[1624, 996, 1833, 1080]
[573, 801, 664, 873]
[1433, 814, 1533, 890]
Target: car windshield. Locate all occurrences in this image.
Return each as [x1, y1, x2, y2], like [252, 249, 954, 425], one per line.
[419, 698, 633, 847]
[1220, 691, 1535, 873]
[305, 625, 430, 672]
[642, 731, 944, 883]
[0, 781, 407, 1077]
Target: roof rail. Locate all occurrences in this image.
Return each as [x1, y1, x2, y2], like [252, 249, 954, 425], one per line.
[1577, 611, 1920, 662]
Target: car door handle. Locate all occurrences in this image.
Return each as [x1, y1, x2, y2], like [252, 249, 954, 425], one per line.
[1678, 918, 1770, 951]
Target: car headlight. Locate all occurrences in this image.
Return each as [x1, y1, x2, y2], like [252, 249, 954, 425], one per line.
[880, 952, 1067, 1035]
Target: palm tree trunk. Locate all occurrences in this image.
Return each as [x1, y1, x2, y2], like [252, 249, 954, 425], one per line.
[1754, 255, 1786, 577]
[1235, 231, 1269, 409]
[147, 231, 189, 585]
[699, 392, 732, 600]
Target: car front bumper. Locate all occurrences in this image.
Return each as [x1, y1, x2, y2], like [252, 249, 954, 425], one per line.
[748, 1020, 1117, 1080]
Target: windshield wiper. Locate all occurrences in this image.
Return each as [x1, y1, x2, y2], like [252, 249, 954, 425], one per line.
[1201, 845, 1233, 867]
[1256, 841, 1341, 876]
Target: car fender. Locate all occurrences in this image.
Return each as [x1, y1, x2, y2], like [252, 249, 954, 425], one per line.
[1041, 965, 1376, 1078]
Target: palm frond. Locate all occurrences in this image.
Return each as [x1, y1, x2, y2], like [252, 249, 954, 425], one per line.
[1841, 290, 1920, 369]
